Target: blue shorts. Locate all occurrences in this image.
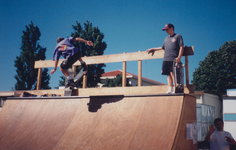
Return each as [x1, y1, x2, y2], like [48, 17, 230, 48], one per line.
[162, 61, 174, 75]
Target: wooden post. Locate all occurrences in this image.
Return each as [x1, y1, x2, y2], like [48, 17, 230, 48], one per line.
[185, 56, 190, 86]
[72, 65, 77, 77]
[122, 61, 127, 87]
[138, 60, 142, 86]
[82, 74, 87, 88]
[36, 68, 42, 90]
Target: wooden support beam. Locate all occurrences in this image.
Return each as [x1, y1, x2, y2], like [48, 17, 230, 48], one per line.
[79, 86, 171, 96]
[36, 68, 42, 90]
[72, 66, 77, 77]
[34, 46, 193, 69]
[34, 46, 194, 68]
[122, 61, 127, 87]
[0, 91, 16, 97]
[138, 60, 142, 86]
[15, 89, 65, 97]
[185, 56, 190, 86]
[9, 85, 194, 97]
[33, 47, 194, 91]
[82, 74, 87, 88]
[34, 50, 165, 68]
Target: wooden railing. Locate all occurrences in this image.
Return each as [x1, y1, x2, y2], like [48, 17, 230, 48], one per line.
[35, 47, 194, 90]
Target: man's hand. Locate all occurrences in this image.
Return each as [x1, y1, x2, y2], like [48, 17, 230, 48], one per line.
[175, 57, 181, 63]
[146, 49, 155, 56]
[226, 136, 236, 145]
[205, 125, 215, 142]
[209, 125, 215, 134]
[86, 41, 93, 46]
[50, 68, 57, 74]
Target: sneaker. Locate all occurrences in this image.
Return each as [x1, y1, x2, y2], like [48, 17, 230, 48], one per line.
[167, 87, 174, 94]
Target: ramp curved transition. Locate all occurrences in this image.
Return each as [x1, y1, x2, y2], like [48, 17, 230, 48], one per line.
[0, 95, 196, 150]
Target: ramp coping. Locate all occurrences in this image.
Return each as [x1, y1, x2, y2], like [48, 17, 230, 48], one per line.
[5, 93, 187, 100]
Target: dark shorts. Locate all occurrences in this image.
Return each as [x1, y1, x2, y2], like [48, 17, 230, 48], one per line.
[60, 51, 82, 70]
[162, 61, 174, 75]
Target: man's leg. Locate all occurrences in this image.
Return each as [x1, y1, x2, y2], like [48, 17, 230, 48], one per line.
[167, 72, 174, 87]
[78, 58, 87, 74]
[170, 72, 175, 86]
[60, 58, 76, 87]
[167, 72, 174, 93]
[60, 68, 70, 77]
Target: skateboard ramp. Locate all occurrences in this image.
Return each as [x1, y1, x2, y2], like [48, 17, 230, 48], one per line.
[0, 94, 196, 150]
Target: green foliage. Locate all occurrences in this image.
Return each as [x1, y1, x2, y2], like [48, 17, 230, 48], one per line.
[192, 41, 236, 95]
[59, 21, 107, 87]
[14, 22, 50, 90]
[59, 76, 66, 87]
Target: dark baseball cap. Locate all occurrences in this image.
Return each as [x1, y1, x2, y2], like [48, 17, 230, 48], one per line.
[162, 23, 174, 31]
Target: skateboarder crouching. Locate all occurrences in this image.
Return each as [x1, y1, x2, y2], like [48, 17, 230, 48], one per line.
[146, 23, 184, 94]
[50, 36, 93, 87]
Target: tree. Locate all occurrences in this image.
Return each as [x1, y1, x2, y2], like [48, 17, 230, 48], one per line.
[14, 22, 50, 90]
[59, 21, 107, 87]
[192, 41, 236, 95]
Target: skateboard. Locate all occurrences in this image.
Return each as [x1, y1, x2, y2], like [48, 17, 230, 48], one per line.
[64, 68, 86, 96]
[74, 68, 85, 85]
[173, 61, 184, 93]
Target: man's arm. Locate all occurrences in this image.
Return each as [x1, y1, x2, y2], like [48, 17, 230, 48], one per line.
[74, 37, 93, 46]
[205, 125, 215, 142]
[176, 46, 184, 63]
[146, 47, 163, 56]
[226, 136, 236, 145]
[50, 59, 59, 74]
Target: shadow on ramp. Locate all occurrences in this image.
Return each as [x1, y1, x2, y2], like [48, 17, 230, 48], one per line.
[88, 95, 124, 112]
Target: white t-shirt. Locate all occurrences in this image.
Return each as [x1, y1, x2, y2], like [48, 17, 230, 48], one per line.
[210, 130, 233, 150]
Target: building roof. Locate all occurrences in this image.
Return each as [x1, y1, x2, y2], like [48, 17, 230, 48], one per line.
[101, 70, 165, 85]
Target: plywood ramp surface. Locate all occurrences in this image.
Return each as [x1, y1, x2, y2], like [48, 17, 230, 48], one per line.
[0, 95, 196, 150]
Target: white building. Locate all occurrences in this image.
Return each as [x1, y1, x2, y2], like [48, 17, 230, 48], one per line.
[194, 92, 221, 141]
[223, 89, 236, 139]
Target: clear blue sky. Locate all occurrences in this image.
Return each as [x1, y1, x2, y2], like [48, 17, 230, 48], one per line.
[0, 0, 235, 91]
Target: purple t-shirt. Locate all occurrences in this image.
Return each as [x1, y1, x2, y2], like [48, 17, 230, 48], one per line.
[53, 37, 79, 60]
[162, 33, 184, 61]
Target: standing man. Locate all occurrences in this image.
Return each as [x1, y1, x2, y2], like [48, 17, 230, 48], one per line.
[146, 23, 184, 94]
[205, 118, 236, 150]
[50, 36, 93, 87]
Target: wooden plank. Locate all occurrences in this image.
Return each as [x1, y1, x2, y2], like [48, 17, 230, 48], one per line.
[185, 56, 190, 86]
[78, 86, 169, 97]
[138, 60, 142, 86]
[9, 85, 194, 97]
[36, 68, 42, 90]
[35, 46, 194, 69]
[0, 95, 196, 150]
[82, 75, 87, 88]
[34, 50, 165, 68]
[34, 47, 194, 69]
[183, 46, 194, 56]
[0, 91, 15, 97]
[14, 89, 65, 97]
[122, 61, 127, 87]
[172, 95, 197, 150]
